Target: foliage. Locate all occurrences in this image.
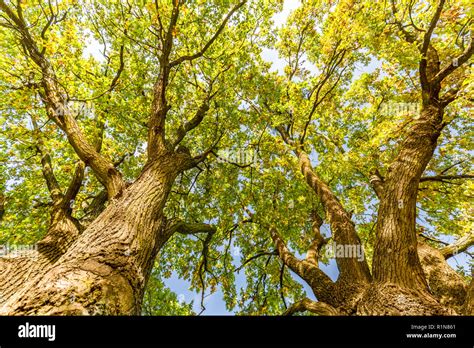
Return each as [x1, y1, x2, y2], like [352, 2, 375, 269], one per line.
[0, 0, 472, 314]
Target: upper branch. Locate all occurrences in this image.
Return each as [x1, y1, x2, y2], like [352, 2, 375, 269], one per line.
[147, 0, 181, 158]
[421, 0, 445, 55]
[300, 47, 347, 143]
[147, 1, 245, 160]
[170, 1, 246, 68]
[440, 233, 474, 259]
[432, 36, 474, 86]
[275, 126, 371, 283]
[419, 0, 445, 92]
[0, 1, 125, 199]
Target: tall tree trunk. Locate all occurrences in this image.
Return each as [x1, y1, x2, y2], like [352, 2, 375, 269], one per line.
[356, 103, 456, 315]
[373, 105, 443, 291]
[0, 152, 190, 315]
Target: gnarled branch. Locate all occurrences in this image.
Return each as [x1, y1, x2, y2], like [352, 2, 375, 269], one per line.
[440, 233, 474, 259]
[283, 297, 340, 316]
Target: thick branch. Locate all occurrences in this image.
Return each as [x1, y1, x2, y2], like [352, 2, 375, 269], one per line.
[169, 220, 217, 236]
[420, 174, 474, 183]
[419, 0, 445, 92]
[305, 210, 327, 267]
[270, 227, 336, 303]
[283, 297, 340, 316]
[295, 149, 371, 283]
[147, 0, 180, 158]
[274, 125, 371, 283]
[465, 276, 474, 315]
[440, 233, 474, 259]
[62, 161, 85, 210]
[418, 241, 468, 311]
[369, 169, 384, 199]
[432, 37, 474, 86]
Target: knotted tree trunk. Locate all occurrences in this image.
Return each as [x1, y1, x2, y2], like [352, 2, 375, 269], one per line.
[1, 153, 190, 315]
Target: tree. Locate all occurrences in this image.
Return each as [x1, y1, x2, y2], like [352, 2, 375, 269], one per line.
[0, 0, 472, 317]
[168, 0, 472, 316]
[0, 0, 272, 315]
[233, 0, 473, 315]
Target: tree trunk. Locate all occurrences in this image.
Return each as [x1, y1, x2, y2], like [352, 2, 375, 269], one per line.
[373, 105, 443, 291]
[278, 103, 470, 316]
[0, 152, 189, 315]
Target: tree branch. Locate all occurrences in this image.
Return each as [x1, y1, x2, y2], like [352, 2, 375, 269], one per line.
[440, 233, 474, 259]
[172, 99, 210, 148]
[369, 169, 385, 199]
[295, 149, 372, 283]
[168, 220, 217, 236]
[235, 250, 278, 272]
[283, 297, 340, 316]
[147, 0, 181, 158]
[31, 115, 62, 202]
[269, 226, 336, 302]
[0, 191, 5, 222]
[69, 44, 126, 102]
[169, 1, 247, 68]
[419, 0, 445, 92]
[421, 0, 445, 55]
[432, 36, 473, 86]
[0, 0, 125, 199]
[62, 161, 85, 210]
[305, 210, 327, 267]
[420, 174, 474, 182]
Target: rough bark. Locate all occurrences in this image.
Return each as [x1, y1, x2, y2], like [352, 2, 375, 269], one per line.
[273, 1, 474, 315]
[373, 105, 443, 291]
[0, 152, 191, 315]
[283, 297, 340, 316]
[464, 277, 474, 315]
[418, 241, 467, 311]
[0, 0, 241, 316]
[296, 149, 371, 284]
